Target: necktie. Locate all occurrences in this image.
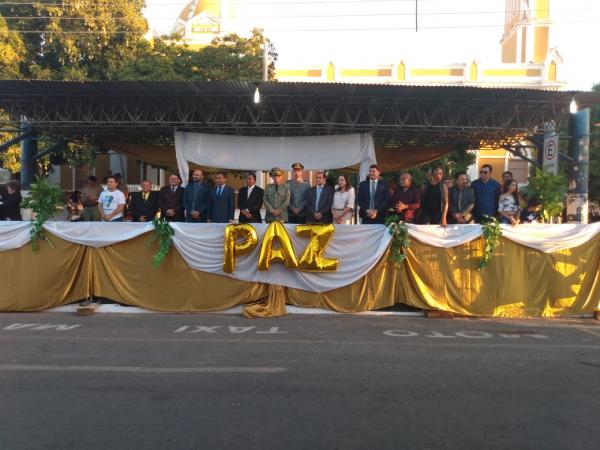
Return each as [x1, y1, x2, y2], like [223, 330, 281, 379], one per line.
[171, 187, 176, 193]
[458, 189, 463, 212]
[316, 186, 322, 209]
[370, 181, 376, 210]
[143, 193, 148, 201]
[218, 186, 222, 197]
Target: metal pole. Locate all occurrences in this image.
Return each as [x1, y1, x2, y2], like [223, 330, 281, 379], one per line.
[566, 108, 590, 223]
[19, 123, 37, 190]
[415, 0, 418, 32]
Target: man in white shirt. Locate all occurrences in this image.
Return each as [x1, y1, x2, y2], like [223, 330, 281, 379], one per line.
[97, 176, 126, 222]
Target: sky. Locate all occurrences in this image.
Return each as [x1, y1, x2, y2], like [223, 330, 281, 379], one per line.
[143, 0, 600, 90]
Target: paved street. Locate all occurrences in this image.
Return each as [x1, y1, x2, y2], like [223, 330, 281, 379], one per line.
[0, 312, 599, 450]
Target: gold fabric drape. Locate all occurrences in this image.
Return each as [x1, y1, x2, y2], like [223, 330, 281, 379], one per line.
[0, 233, 598, 318]
[397, 235, 600, 317]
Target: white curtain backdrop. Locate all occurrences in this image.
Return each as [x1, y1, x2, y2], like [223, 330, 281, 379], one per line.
[170, 223, 391, 293]
[174, 132, 377, 186]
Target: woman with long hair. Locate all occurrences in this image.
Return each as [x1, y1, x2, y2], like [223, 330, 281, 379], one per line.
[419, 166, 448, 227]
[332, 175, 355, 224]
[498, 178, 520, 225]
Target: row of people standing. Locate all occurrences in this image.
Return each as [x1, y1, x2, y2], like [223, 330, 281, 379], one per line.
[50, 161, 524, 225]
[389, 164, 540, 225]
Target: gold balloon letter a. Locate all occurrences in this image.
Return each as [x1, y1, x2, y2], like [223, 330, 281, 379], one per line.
[223, 224, 258, 273]
[257, 221, 299, 270]
[296, 224, 339, 271]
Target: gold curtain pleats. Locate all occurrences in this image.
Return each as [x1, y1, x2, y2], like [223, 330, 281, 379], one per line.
[0, 233, 599, 318]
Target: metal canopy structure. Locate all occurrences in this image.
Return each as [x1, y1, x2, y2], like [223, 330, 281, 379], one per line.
[0, 80, 598, 147]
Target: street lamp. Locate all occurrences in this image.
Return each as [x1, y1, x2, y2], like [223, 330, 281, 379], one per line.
[253, 85, 261, 104]
[569, 97, 578, 114]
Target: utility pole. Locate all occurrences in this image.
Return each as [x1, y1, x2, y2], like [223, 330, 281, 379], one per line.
[566, 108, 590, 223]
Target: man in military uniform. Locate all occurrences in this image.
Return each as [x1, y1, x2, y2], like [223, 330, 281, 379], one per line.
[286, 162, 311, 224]
[263, 167, 291, 223]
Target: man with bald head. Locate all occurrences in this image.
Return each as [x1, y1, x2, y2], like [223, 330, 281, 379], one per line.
[388, 172, 421, 223]
[184, 169, 210, 222]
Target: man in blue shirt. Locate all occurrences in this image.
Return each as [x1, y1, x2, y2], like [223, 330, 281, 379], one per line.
[471, 164, 501, 223]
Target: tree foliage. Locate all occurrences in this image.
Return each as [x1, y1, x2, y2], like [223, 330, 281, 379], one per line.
[1, 0, 148, 80]
[0, 0, 277, 82]
[0, 16, 25, 79]
[107, 28, 277, 81]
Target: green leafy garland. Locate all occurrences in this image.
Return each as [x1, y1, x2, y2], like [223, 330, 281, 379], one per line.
[149, 217, 174, 267]
[478, 215, 502, 269]
[20, 177, 64, 252]
[384, 215, 410, 264]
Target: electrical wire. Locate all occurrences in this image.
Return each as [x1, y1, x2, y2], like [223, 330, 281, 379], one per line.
[0, 8, 585, 20]
[6, 19, 600, 34]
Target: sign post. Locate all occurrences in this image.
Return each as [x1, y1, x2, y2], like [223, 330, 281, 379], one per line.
[542, 129, 559, 175]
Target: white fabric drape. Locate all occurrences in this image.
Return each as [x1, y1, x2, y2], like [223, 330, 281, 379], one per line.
[406, 224, 483, 248]
[0, 222, 33, 251]
[175, 132, 377, 186]
[170, 223, 391, 293]
[498, 222, 600, 253]
[42, 222, 154, 248]
[405, 222, 600, 253]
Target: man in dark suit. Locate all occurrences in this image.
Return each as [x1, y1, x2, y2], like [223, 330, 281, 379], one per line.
[207, 172, 235, 223]
[237, 172, 264, 223]
[158, 173, 185, 222]
[183, 169, 211, 223]
[357, 164, 389, 224]
[128, 180, 159, 222]
[306, 170, 334, 224]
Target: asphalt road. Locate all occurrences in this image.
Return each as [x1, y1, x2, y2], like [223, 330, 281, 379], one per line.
[0, 312, 599, 450]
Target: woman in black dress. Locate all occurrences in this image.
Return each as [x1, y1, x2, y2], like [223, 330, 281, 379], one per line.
[420, 167, 448, 227]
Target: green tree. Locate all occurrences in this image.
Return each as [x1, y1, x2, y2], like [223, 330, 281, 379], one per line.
[1, 0, 148, 80]
[108, 29, 277, 81]
[0, 17, 25, 79]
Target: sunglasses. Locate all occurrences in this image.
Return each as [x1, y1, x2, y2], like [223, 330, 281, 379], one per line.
[479, 171, 489, 174]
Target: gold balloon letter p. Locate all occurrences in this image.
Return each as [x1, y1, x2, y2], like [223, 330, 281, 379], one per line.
[296, 224, 338, 271]
[257, 221, 299, 270]
[223, 224, 258, 273]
